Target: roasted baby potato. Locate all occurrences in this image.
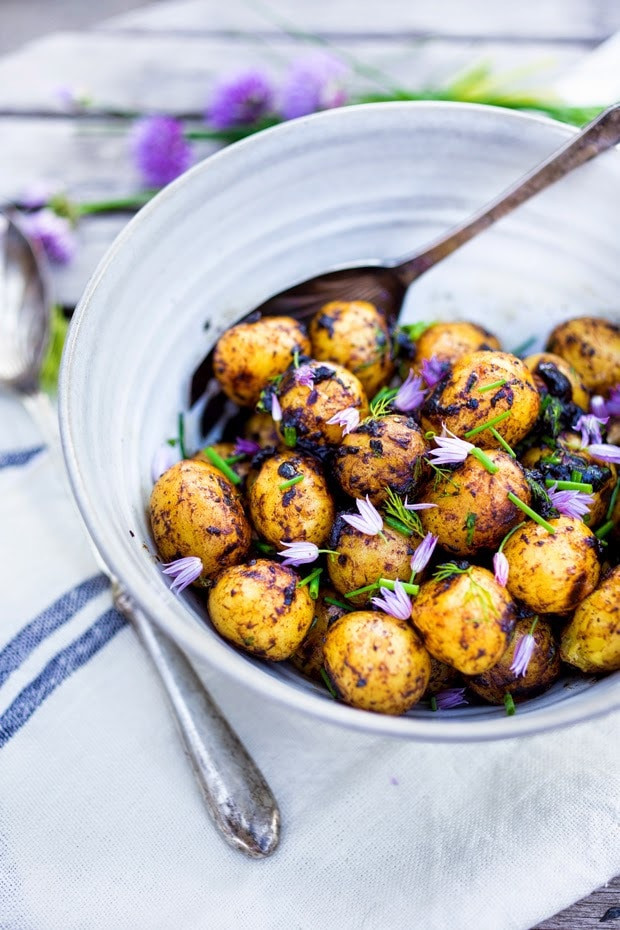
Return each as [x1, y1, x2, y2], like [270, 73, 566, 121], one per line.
[546, 316, 620, 395]
[523, 351, 590, 411]
[208, 559, 314, 660]
[289, 588, 347, 680]
[503, 516, 601, 614]
[309, 300, 394, 397]
[415, 321, 501, 366]
[467, 615, 561, 703]
[213, 316, 311, 406]
[422, 350, 540, 448]
[333, 415, 427, 505]
[419, 449, 531, 556]
[150, 460, 251, 583]
[277, 360, 368, 446]
[560, 566, 620, 672]
[248, 450, 334, 545]
[323, 610, 431, 714]
[410, 564, 516, 674]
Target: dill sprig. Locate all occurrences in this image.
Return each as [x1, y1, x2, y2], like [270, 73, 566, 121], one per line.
[383, 487, 424, 537]
[368, 386, 398, 419]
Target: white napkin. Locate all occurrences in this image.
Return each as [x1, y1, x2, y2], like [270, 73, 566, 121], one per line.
[1, 384, 619, 930]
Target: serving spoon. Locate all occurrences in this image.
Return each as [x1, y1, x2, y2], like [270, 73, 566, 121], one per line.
[0, 211, 280, 859]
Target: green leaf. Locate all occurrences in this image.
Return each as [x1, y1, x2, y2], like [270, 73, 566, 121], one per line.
[40, 305, 69, 394]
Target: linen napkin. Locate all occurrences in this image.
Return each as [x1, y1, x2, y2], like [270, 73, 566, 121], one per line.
[1, 384, 619, 930]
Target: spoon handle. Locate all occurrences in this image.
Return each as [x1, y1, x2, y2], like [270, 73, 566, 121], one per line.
[396, 102, 620, 284]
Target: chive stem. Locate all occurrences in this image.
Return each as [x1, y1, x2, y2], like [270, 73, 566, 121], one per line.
[595, 520, 614, 540]
[504, 693, 516, 716]
[384, 515, 414, 537]
[430, 696, 438, 712]
[224, 453, 246, 464]
[377, 578, 419, 595]
[464, 410, 511, 438]
[511, 336, 536, 357]
[345, 582, 379, 599]
[298, 567, 322, 588]
[324, 597, 352, 611]
[178, 412, 187, 460]
[279, 474, 304, 490]
[320, 667, 338, 699]
[489, 427, 516, 458]
[478, 379, 507, 393]
[606, 479, 620, 521]
[507, 492, 555, 533]
[544, 479, 593, 493]
[498, 521, 526, 553]
[283, 426, 297, 448]
[204, 446, 241, 485]
[470, 447, 499, 474]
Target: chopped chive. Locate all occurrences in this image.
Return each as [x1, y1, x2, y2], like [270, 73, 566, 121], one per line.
[344, 582, 380, 599]
[400, 321, 433, 341]
[255, 540, 276, 555]
[293, 348, 300, 369]
[320, 667, 338, 699]
[204, 446, 241, 485]
[504, 693, 516, 716]
[540, 454, 561, 465]
[465, 512, 477, 546]
[464, 410, 511, 438]
[377, 578, 419, 595]
[424, 430, 437, 440]
[571, 470, 583, 483]
[507, 492, 555, 533]
[595, 520, 614, 540]
[498, 521, 526, 553]
[606, 479, 619, 521]
[298, 567, 322, 588]
[544, 479, 593, 493]
[309, 576, 321, 599]
[324, 596, 353, 612]
[177, 412, 187, 459]
[384, 515, 414, 537]
[470, 447, 499, 475]
[283, 426, 297, 448]
[279, 474, 304, 491]
[511, 336, 536, 357]
[430, 696, 438, 712]
[308, 615, 318, 632]
[478, 378, 507, 393]
[224, 453, 246, 465]
[489, 427, 516, 458]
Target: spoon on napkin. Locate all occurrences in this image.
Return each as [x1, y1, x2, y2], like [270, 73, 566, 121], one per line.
[0, 211, 280, 859]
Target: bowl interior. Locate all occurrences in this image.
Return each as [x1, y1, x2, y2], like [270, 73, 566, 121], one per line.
[60, 102, 620, 741]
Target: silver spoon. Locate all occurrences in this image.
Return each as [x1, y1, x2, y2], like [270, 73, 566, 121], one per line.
[0, 211, 280, 859]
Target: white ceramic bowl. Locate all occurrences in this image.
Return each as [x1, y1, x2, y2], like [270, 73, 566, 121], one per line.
[60, 102, 620, 741]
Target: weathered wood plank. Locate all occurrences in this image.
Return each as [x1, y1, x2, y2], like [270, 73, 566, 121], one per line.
[533, 875, 620, 928]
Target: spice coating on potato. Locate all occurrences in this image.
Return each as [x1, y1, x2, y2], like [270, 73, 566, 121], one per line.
[523, 352, 590, 411]
[503, 516, 601, 614]
[410, 566, 516, 674]
[277, 360, 368, 446]
[560, 566, 620, 672]
[213, 316, 311, 407]
[327, 518, 418, 606]
[289, 588, 347, 680]
[415, 321, 501, 365]
[422, 350, 540, 448]
[333, 415, 427, 504]
[150, 460, 251, 582]
[419, 450, 531, 556]
[467, 615, 561, 703]
[546, 316, 620, 394]
[309, 300, 394, 397]
[248, 450, 334, 545]
[207, 559, 314, 660]
[323, 611, 431, 714]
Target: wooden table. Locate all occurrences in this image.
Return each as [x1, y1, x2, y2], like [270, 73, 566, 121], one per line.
[0, 2, 618, 926]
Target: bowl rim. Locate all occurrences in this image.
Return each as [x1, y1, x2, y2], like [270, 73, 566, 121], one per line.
[59, 100, 620, 741]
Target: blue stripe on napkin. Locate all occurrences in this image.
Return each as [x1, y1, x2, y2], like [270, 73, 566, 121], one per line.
[0, 446, 45, 469]
[0, 608, 126, 749]
[0, 574, 110, 688]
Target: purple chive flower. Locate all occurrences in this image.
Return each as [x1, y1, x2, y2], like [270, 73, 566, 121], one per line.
[151, 443, 179, 483]
[574, 413, 608, 447]
[280, 52, 348, 120]
[607, 385, 620, 417]
[510, 634, 536, 678]
[547, 483, 594, 519]
[393, 370, 426, 412]
[584, 443, 620, 465]
[404, 499, 437, 511]
[130, 115, 193, 187]
[208, 69, 274, 129]
[435, 688, 468, 710]
[234, 437, 261, 456]
[590, 395, 608, 419]
[421, 356, 447, 388]
[493, 551, 509, 587]
[294, 365, 315, 387]
[342, 495, 384, 536]
[327, 406, 360, 436]
[277, 540, 319, 567]
[271, 394, 282, 422]
[427, 426, 473, 466]
[161, 556, 203, 593]
[19, 209, 77, 264]
[19, 180, 59, 209]
[410, 532, 438, 575]
[371, 580, 412, 620]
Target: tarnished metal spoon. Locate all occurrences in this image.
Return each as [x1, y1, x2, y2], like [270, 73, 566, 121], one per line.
[0, 211, 280, 859]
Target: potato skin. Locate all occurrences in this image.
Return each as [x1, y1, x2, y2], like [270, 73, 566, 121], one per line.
[560, 566, 620, 672]
[323, 611, 431, 714]
[248, 450, 334, 545]
[422, 350, 540, 448]
[150, 460, 251, 582]
[419, 450, 531, 556]
[208, 559, 314, 660]
[213, 316, 311, 406]
[278, 360, 369, 446]
[289, 588, 347, 680]
[467, 615, 561, 703]
[503, 516, 601, 614]
[415, 321, 501, 365]
[309, 300, 394, 397]
[333, 415, 427, 505]
[547, 316, 620, 394]
[410, 566, 516, 674]
[523, 351, 590, 411]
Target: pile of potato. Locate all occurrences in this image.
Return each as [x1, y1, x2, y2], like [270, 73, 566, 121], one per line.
[150, 303, 620, 716]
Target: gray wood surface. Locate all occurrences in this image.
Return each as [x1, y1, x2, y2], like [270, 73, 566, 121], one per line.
[0, 3, 618, 925]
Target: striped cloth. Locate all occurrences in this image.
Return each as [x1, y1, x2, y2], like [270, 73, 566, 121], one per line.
[1, 388, 619, 930]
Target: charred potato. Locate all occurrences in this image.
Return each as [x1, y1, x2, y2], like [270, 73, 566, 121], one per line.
[290, 588, 347, 680]
[208, 559, 314, 660]
[415, 321, 501, 366]
[410, 565, 516, 674]
[503, 516, 601, 614]
[309, 300, 394, 397]
[560, 566, 620, 672]
[277, 360, 368, 446]
[248, 450, 334, 545]
[523, 351, 590, 411]
[333, 415, 427, 505]
[323, 610, 431, 714]
[546, 316, 620, 395]
[213, 316, 311, 406]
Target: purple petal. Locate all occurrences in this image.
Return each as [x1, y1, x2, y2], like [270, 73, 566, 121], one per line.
[404, 500, 438, 511]
[271, 394, 282, 422]
[421, 356, 448, 388]
[607, 385, 620, 417]
[208, 69, 274, 129]
[590, 395, 608, 419]
[574, 414, 608, 447]
[547, 484, 594, 519]
[19, 209, 77, 264]
[294, 365, 315, 387]
[427, 427, 473, 466]
[371, 581, 412, 620]
[326, 406, 360, 436]
[510, 633, 536, 677]
[234, 437, 261, 456]
[393, 370, 426, 412]
[342, 495, 384, 536]
[410, 533, 438, 575]
[586, 443, 620, 464]
[161, 556, 203, 593]
[493, 551, 509, 587]
[19, 180, 58, 209]
[435, 688, 468, 709]
[130, 116, 193, 188]
[151, 443, 178, 483]
[280, 53, 348, 120]
[277, 540, 319, 566]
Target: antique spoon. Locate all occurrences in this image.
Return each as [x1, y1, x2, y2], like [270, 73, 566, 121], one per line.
[0, 211, 280, 859]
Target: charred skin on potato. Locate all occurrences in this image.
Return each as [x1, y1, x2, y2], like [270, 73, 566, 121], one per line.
[560, 566, 620, 672]
[546, 316, 620, 395]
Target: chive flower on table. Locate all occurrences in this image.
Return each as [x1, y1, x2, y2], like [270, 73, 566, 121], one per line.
[19, 209, 77, 265]
[510, 619, 539, 678]
[161, 556, 203, 593]
[586, 443, 620, 465]
[371, 580, 412, 620]
[393, 370, 426, 412]
[207, 69, 274, 129]
[270, 393, 282, 422]
[151, 443, 179, 483]
[493, 551, 509, 587]
[574, 413, 608, 447]
[435, 688, 468, 710]
[327, 406, 360, 436]
[342, 495, 384, 536]
[420, 356, 448, 388]
[280, 52, 348, 120]
[294, 364, 315, 387]
[547, 483, 594, 519]
[130, 115, 193, 187]
[410, 532, 438, 576]
[233, 437, 261, 456]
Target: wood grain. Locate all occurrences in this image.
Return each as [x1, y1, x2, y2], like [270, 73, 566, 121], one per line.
[533, 875, 620, 928]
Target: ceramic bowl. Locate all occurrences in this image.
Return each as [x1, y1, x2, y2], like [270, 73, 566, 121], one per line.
[59, 102, 620, 741]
